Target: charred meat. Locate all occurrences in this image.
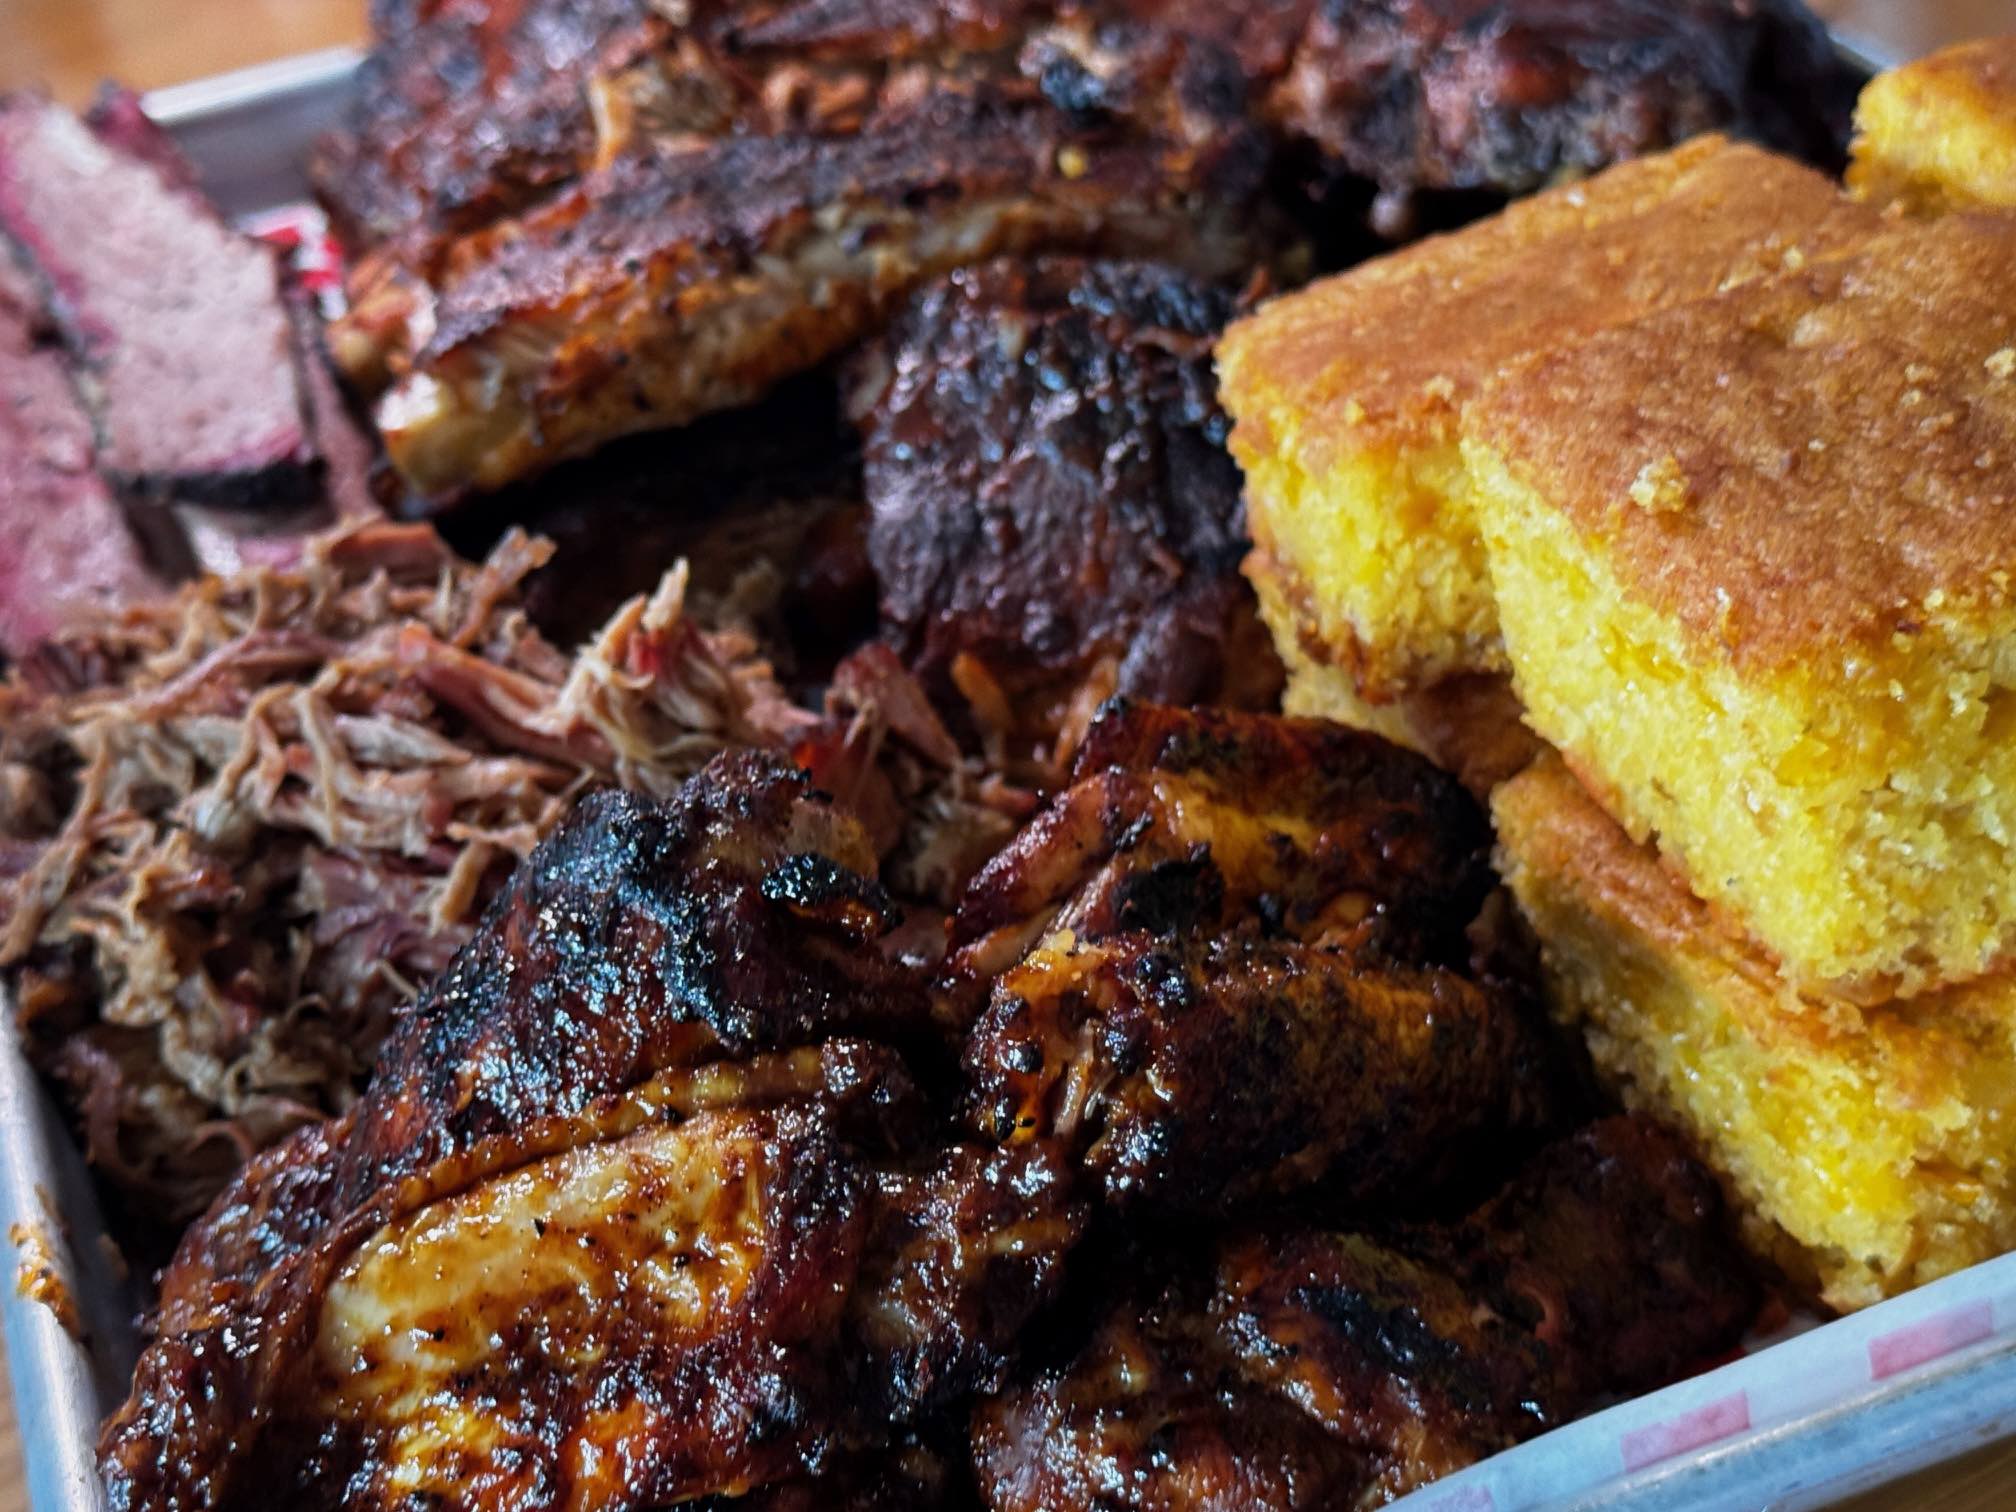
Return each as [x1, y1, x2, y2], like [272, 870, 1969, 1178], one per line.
[855, 257, 1280, 771]
[1273, 0, 1860, 235]
[953, 702, 1549, 1213]
[101, 754, 1087, 1510]
[328, 3, 1273, 502]
[315, 0, 1857, 501]
[947, 701, 1497, 989]
[972, 1117, 1759, 1511]
[965, 930, 1552, 1213]
[311, 0, 673, 252]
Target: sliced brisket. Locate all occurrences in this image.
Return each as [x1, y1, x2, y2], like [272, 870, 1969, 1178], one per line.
[0, 94, 317, 508]
[0, 249, 164, 655]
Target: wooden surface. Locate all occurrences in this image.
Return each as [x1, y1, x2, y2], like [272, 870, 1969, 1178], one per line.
[0, 1, 2013, 1510]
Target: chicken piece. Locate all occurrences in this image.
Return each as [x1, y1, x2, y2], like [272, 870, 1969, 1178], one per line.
[973, 1117, 1759, 1512]
[102, 755, 1087, 1510]
[130, 749, 928, 1306]
[973, 1295, 1374, 1512]
[946, 701, 1496, 992]
[291, 754, 929, 1227]
[137, 1074, 1078, 1512]
[951, 702, 1546, 1214]
[854, 257, 1279, 771]
[1274, 0, 1860, 235]
[965, 930, 1550, 1212]
[851, 1137, 1088, 1420]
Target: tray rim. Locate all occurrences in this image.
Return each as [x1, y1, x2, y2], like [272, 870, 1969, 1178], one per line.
[4, 24, 2011, 1512]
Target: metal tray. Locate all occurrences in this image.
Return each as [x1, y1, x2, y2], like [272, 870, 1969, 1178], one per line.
[7, 31, 2015, 1512]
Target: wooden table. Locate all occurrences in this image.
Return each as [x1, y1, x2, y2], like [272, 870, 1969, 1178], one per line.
[1, 1, 2013, 1509]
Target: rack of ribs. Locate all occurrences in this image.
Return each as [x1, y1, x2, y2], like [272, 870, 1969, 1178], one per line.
[315, 0, 1859, 504]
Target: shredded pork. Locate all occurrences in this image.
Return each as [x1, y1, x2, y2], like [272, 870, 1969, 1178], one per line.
[0, 520, 813, 1226]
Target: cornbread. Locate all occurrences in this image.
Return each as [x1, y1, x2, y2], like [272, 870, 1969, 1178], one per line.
[1849, 36, 2016, 213]
[1467, 213, 2016, 995]
[1218, 135, 1880, 703]
[1493, 755, 2016, 1312]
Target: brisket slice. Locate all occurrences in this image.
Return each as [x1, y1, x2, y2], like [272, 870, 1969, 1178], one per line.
[0, 249, 164, 656]
[179, 295, 386, 574]
[0, 94, 318, 508]
[82, 85, 205, 194]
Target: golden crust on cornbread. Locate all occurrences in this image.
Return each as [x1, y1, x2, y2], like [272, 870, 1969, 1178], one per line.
[1218, 135, 1881, 701]
[1467, 213, 2016, 996]
[1493, 754, 2016, 1313]
[1850, 36, 2016, 213]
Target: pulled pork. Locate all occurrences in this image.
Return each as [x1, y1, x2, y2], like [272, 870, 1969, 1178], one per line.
[0, 521, 812, 1227]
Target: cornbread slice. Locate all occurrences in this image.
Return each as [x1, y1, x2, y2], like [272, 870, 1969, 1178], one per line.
[1218, 135, 1880, 702]
[1849, 36, 2016, 213]
[1493, 755, 2016, 1312]
[1466, 213, 2016, 995]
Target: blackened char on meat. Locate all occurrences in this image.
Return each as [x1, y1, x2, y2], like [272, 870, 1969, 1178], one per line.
[0, 94, 318, 508]
[316, 0, 1858, 501]
[351, 72, 1273, 501]
[1275, 0, 1860, 234]
[856, 258, 1281, 768]
[972, 1117, 1759, 1512]
[0, 248, 164, 657]
[311, 0, 671, 251]
[951, 703, 1554, 1215]
[99, 756, 1088, 1511]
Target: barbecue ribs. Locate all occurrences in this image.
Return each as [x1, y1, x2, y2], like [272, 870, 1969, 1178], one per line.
[1276, 0, 1860, 235]
[971, 1117, 1759, 1511]
[316, 0, 1857, 502]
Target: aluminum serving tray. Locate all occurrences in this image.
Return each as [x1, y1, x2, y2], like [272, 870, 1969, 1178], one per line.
[5, 32, 2015, 1512]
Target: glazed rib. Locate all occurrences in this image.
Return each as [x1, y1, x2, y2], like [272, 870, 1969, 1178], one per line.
[361, 84, 1268, 500]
